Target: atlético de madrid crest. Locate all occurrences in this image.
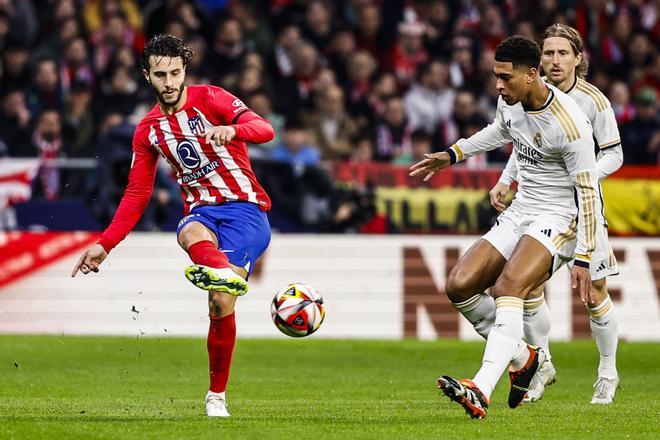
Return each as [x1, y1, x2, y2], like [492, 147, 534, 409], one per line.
[187, 115, 205, 136]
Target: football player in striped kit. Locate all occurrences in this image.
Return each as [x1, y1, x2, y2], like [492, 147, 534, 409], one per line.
[72, 35, 275, 417]
[410, 35, 599, 419]
[489, 24, 622, 405]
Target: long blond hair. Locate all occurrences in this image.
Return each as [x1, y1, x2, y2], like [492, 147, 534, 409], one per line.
[541, 23, 588, 79]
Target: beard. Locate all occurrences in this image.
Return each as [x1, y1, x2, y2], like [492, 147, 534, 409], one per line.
[153, 82, 185, 107]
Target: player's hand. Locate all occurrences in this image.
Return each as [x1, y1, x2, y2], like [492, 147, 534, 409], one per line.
[489, 182, 510, 212]
[71, 244, 108, 277]
[408, 152, 451, 182]
[204, 125, 236, 146]
[571, 265, 592, 304]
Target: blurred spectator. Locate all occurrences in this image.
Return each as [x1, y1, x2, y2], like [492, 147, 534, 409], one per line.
[229, 1, 272, 58]
[0, 89, 31, 156]
[0, 0, 38, 46]
[32, 15, 82, 63]
[326, 27, 356, 86]
[60, 37, 94, 95]
[62, 81, 94, 157]
[32, 109, 63, 200]
[208, 18, 247, 81]
[344, 50, 376, 124]
[350, 132, 374, 163]
[26, 58, 63, 116]
[422, 0, 454, 58]
[302, 0, 334, 52]
[246, 90, 284, 154]
[478, 4, 506, 51]
[404, 59, 455, 134]
[385, 12, 428, 89]
[449, 33, 479, 89]
[436, 89, 479, 147]
[354, 3, 389, 64]
[304, 84, 360, 161]
[374, 95, 412, 162]
[621, 88, 660, 164]
[632, 53, 660, 97]
[96, 65, 140, 121]
[601, 11, 632, 75]
[393, 128, 432, 165]
[271, 118, 321, 170]
[609, 81, 635, 125]
[368, 72, 398, 120]
[625, 31, 655, 83]
[91, 13, 143, 74]
[270, 23, 301, 78]
[83, 0, 142, 34]
[275, 41, 320, 115]
[1, 41, 30, 92]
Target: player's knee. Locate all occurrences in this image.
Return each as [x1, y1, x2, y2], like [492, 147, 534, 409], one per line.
[208, 292, 236, 317]
[491, 271, 526, 299]
[178, 222, 215, 250]
[586, 278, 608, 308]
[446, 268, 479, 303]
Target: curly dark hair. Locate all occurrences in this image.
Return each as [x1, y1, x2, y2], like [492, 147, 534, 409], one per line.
[141, 34, 194, 71]
[494, 35, 541, 70]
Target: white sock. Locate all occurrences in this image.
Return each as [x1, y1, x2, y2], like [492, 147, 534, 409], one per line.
[588, 296, 618, 379]
[207, 390, 226, 399]
[523, 294, 552, 359]
[452, 293, 496, 339]
[472, 297, 527, 400]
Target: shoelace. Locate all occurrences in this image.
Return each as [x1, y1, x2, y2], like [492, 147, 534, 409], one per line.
[593, 379, 615, 398]
[207, 395, 226, 406]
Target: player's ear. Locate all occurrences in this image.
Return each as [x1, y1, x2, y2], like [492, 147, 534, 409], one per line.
[526, 66, 538, 84]
[142, 69, 151, 83]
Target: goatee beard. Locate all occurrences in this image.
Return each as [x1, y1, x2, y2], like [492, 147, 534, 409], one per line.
[155, 83, 184, 107]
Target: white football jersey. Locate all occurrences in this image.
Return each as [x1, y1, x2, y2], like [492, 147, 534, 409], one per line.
[499, 77, 623, 225]
[568, 77, 621, 151]
[448, 84, 598, 264]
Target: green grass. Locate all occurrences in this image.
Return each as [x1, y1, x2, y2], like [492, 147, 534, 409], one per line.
[0, 337, 658, 439]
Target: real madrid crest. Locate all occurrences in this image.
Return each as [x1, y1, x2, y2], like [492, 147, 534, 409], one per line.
[533, 132, 542, 149]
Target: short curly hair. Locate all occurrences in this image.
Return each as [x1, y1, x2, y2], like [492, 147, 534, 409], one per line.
[494, 35, 541, 70]
[141, 34, 194, 71]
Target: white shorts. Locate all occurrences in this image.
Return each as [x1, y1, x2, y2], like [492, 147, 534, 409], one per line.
[482, 206, 578, 275]
[568, 225, 618, 280]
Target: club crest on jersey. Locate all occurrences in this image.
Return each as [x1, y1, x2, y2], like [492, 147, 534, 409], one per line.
[187, 115, 205, 136]
[177, 140, 201, 169]
[534, 132, 542, 149]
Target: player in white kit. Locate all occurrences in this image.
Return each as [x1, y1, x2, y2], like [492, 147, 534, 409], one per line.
[410, 35, 599, 419]
[490, 24, 622, 404]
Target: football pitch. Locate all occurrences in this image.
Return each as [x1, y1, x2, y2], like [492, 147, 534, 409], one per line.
[1, 336, 658, 439]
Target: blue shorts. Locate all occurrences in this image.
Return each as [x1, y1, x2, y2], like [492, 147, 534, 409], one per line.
[177, 202, 271, 275]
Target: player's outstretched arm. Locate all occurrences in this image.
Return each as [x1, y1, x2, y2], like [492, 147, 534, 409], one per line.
[71, 244, 108, 277]
[409, 152, 451, 181]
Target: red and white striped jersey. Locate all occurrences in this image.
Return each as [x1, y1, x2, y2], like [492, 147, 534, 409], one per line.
[138, 85, 271, 213]
[98, 85, 274, 253]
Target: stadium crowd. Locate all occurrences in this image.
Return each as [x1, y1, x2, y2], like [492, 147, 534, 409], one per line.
[0, 0, 658, 231]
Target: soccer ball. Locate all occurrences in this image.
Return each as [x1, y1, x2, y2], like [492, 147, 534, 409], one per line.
[270, 283, 325, 337]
